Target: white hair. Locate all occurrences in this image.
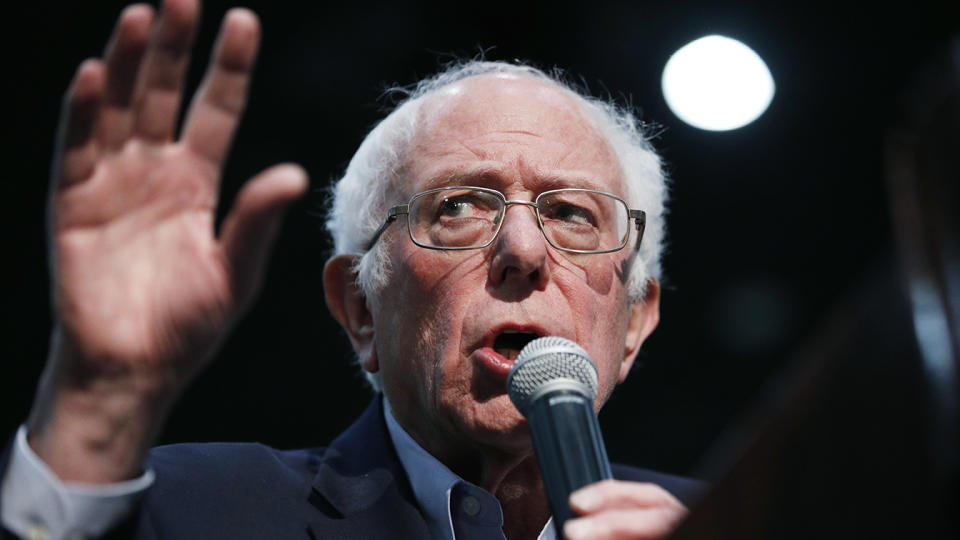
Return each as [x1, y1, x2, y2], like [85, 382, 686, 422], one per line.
[325, 60, 668, 389]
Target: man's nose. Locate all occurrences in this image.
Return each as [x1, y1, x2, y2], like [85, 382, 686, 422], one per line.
[488, 203, 551, 290]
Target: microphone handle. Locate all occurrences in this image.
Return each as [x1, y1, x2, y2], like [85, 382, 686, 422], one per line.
[527, 387, 613, 531]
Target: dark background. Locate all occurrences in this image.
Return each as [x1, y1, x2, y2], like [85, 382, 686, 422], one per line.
[2, 0, 956, 478]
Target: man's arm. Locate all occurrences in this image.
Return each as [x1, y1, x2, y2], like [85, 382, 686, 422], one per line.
[23, 0, 305, 485]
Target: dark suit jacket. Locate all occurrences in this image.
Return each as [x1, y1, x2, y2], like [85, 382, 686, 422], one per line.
[2, 399, 704, 539]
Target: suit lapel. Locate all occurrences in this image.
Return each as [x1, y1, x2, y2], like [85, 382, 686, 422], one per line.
[307, 398, 431, 539]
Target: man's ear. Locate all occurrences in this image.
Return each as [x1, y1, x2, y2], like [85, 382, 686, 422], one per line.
[323, 255, 378, 374]
[619, 278, 661, 383]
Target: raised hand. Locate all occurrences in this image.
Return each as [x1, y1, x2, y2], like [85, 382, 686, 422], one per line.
[28, 0, 307, 483]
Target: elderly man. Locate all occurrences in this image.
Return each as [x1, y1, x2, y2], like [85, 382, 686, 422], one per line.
[1, 0, 701, 538]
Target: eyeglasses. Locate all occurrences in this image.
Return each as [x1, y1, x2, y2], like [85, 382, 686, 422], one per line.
[365, 186, 646, 254]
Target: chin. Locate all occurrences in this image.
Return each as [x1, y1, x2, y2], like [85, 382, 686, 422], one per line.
[450, 393, 535, 455]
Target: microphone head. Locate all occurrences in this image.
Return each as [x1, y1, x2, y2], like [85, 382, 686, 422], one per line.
[507, 336, 599, 415]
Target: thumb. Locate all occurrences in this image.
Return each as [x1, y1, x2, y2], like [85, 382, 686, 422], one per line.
[220, 163, 308, 310]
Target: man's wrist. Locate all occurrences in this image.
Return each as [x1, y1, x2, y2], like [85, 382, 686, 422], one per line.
[27, 374, 170, 484]
[25, 333, 177, 484]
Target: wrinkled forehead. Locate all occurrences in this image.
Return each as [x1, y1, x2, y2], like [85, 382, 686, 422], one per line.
[405, 74, 626, 195]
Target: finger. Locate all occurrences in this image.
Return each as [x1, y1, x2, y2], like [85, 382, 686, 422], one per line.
[97, 4, 154, 150]
[569, 480, 683, 514]
[181, 8, 260, 170]
[220, 164, 308, 309]
[54, 59, 106, 187]
[132, 0, 200, 141]
[564, 508, 684, 540]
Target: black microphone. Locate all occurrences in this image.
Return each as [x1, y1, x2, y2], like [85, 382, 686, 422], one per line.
[506, 336, 613, 532]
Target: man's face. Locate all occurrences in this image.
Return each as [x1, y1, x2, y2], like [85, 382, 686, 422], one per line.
[369, 75, 657, 460]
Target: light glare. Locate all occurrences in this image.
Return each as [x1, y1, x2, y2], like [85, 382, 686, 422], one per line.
[662, 35, 775, 131]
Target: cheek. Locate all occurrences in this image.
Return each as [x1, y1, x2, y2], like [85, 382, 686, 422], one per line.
[553, 259, 633, 403]
[554, 254, 630, 322]
[376, 247, 482, 380]
[556, 250, 629, 299]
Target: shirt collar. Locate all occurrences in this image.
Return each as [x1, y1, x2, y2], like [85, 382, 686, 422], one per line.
[383, 397, 558, 540]
[384, 397, 461, 540]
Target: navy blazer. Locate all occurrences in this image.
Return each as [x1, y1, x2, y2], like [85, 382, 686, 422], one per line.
[2, 399, 704, 539]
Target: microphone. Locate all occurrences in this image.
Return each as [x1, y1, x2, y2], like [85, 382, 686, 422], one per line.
[506, 336, 613, 531]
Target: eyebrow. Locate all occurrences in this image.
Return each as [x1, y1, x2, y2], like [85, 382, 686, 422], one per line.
[420, 167, 610, 193]
[421, 169, 498, 190]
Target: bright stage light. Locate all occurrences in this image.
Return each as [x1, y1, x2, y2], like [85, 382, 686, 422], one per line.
[662, 35, 775, 131]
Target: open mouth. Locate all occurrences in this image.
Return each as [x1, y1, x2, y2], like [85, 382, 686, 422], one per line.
[493, 332, 540, 361]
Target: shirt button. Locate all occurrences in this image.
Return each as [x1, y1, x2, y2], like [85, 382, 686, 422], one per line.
[462, 495, 481, 516]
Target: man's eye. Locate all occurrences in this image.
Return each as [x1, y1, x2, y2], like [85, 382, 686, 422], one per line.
[550, 203, 596, 226]
[438, 197, 478, 218]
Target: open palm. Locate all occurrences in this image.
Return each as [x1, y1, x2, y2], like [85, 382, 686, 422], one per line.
[48, 0, 306, 391]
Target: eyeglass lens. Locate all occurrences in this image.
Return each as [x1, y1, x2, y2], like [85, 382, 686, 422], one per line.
[407, 188, 629, 251]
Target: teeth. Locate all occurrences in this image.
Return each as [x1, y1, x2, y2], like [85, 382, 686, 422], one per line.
[494, 346, 521, 361]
